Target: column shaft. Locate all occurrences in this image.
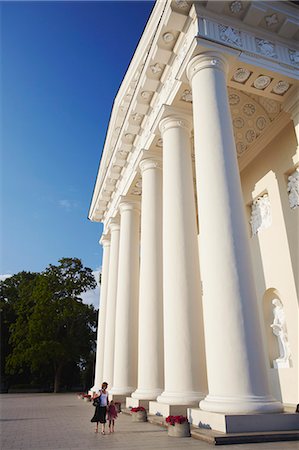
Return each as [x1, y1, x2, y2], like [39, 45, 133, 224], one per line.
[102, 220, 120, 386]
[111, 200, 140, 395]
[187, 53, 282, 413]
[132, 158, 164, 400]
[157, 115, 207, 405]
[92, 236, 110, 391]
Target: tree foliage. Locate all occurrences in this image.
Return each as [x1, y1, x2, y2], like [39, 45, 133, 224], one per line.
[2, 258, 97, 392]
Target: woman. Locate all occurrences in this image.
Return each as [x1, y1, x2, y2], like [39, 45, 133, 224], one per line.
[91, 382, 109, 434]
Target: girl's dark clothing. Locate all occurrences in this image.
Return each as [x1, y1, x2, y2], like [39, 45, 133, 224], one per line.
[91, 405, 107, 424]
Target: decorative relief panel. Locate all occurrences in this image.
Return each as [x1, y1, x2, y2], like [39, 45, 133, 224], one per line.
[174, 0, 189, 9]
[253, 75, 272, 90]
[255, 39, 277, 58]
[150, 63, 162, 75]
[287, 168, 299, 210]
[229, 1, 243, 15]
[288, 49, 299, 66]
[181, 89, 192, 102]
[227, 88, 277, 157]
[264, 13, 279, 28]
[219, 25, 242, 47]
[272, 80, 291, 96]
[232, 68, 251, 84]
[249, 194, 272, 236]
[197, 16, 297, 71]
[163, 32, 175, 43]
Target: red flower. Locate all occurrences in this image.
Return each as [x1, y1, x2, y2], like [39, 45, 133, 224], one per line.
[131, 406, 146, 412]
[165, 415, 188, 426]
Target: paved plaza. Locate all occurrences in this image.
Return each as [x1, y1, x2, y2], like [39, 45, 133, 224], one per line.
[1, 394, 298, 450]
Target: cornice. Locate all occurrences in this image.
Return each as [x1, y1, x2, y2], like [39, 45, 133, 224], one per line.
[89, 0, 299, 225]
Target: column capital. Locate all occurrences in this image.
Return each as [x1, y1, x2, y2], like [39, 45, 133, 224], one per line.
[283, 96, 299, 121]
[99, 234, 111, 247]
[119, 198, 141, 215]
[139, 157, 162, 175]
[108, 218, 120, 233]
[186, 52, 228, 82]
[159, 114, 192, 137]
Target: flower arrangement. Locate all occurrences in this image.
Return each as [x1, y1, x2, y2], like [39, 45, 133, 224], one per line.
[165, 415, 188, 426]
[131, 406, 146, 412]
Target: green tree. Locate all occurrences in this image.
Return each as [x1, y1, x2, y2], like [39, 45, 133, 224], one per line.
[0, 272, 37, 388]
[5, 258, 97, 392]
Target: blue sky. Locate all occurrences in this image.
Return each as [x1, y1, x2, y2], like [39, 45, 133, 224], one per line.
[1, 0, 154, 284]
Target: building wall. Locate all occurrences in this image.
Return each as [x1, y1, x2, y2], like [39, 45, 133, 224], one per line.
[241, 121, 298, 406]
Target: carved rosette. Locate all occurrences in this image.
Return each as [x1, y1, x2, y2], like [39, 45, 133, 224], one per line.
[249, 194, 272, 236]
[287, 168, 299, 210]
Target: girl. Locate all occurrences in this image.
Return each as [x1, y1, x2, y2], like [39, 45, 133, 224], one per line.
[107, 400, 118, 433]
[91, 382, 109, 434]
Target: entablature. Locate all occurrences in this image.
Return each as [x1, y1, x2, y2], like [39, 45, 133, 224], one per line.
[89, 0, 299, 225]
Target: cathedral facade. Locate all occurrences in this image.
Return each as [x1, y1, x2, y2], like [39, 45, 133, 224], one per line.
[89, 0, 299, 434]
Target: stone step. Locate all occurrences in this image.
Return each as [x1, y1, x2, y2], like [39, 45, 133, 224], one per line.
[191, 428, 299, 445]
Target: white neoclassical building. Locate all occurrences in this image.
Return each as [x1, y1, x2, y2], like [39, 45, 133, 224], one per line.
[89, 0, 299, 436]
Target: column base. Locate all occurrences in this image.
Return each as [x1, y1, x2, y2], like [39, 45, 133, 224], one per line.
[131, 388, 162, 401]
[109, 385, 135, 396]
[157, 390, 204, 406]
[188, 408, 299, 433]
[109, 394, 127, 404]
[126, 397, 149, 410]
[200, 394, 283, 414]
[149, 401, 193, 417]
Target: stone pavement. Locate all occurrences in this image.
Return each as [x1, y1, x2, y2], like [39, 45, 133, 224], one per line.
[1, 393, 298, 450]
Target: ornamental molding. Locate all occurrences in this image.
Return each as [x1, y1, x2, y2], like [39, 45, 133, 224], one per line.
[287, 168, 299, 210]
[99, 234, 111, 247]
[90, 0, 298, 224]
[139, 158, 162, 175]
[197, 15, 299, 73]
[119, 197, 141, 214]
[159, 115, 192, 135]
[186, 53, 228, 81]
[107, 218, 120, 233]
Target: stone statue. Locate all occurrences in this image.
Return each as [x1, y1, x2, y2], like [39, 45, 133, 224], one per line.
[270, 299, 291, 368]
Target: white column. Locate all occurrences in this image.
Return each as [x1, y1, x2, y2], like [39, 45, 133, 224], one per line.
[187, 53, 282, 414]
[132, 158, 164, 400]
[283, 97, 299, 164]
[110, 199, 140, 396]
[102, 219, 120, 386]
[91, 235, 111, 392]
[157, 114, 207, 406]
